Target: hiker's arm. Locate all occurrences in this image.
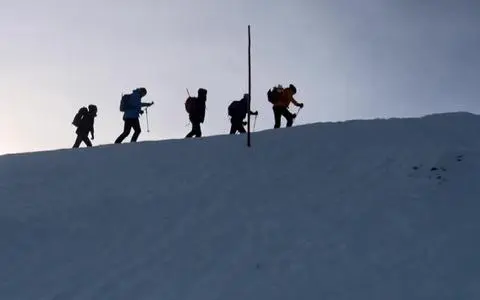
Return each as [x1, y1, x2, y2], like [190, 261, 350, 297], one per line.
[141, 102, 154, 107]
[291, 97, 304, 107]
[291, 97, 300, 106]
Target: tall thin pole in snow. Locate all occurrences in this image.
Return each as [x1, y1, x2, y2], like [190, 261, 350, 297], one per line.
[247, 25, 252, 147]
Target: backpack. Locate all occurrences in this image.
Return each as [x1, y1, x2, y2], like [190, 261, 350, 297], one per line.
[228, 100, 246, 119]
[72, 107, 88, 127]
[120, 94, 130, 112]
[185, 97, 195, 114]
[267, 85, 283, 104]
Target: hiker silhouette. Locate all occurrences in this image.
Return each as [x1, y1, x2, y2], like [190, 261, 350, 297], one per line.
[267, 84, 304, 128]
[72, 104, 97, 148]
[185, 88, 207, 138]
[227, 93, 258, 134]
[115, 87, 153, 144]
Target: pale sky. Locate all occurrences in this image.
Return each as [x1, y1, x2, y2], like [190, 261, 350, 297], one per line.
[1, 0, 479, 154]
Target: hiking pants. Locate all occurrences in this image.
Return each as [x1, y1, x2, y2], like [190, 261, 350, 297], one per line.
[273, 106, 294, 128]
[73, 133, 92, 148]
[230, 119, 246, 134]
[186, 121, 202, 138]
[115, 118, 141, 143]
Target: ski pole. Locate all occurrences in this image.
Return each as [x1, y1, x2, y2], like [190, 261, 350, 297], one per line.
[296, 106, 302, 115]
[145, 107, 150, 132]
[253, 114, 257, 132]
[186, 88, 190, 97]
[295, 107, 303, 119]
[292, 107, 302, 125]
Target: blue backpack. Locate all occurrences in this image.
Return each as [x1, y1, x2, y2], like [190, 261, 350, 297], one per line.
[120, 94, 130, 112]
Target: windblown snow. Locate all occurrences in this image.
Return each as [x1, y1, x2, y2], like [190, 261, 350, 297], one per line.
[1, 112, 480, 300]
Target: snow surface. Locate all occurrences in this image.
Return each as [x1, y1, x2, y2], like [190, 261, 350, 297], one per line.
[1, 112, 480, 300]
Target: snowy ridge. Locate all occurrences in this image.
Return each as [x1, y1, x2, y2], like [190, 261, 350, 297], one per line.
[1, 112, 480, 299]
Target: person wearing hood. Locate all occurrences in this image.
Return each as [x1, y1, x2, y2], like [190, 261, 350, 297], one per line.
[269, 84, 304, 128]
[72, 104, 97, 148]
[227, 93, 258, 134]
[115, 87, 153, 143]
[185, 88, 207, 138]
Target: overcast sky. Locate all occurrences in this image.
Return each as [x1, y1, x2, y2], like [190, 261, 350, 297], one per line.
[1, 0, 479, 154]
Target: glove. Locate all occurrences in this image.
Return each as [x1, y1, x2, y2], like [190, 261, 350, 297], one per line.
[299, 103, 304, 108]
[140, 110, 144, 115]
[254, 111, 259, 115]
[243, 121, 247, 125]
[91, 134, 94, 140]
[149, 102, 154, 106]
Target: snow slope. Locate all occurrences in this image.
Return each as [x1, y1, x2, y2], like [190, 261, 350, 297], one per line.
[1, 112, 480, 300]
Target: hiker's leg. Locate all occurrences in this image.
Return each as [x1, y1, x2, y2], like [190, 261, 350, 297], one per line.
[186, 123, 195, 138]
[73, 135, 82, 148]
[238, 122, 246, 133]
[283, 109, 294, 127]
[273, 107, 282, 128]
[229, 120, 237, 134]
[230, 119, 244, 134]
[83, 136, 92, 147]
[115, 120, 132, 143]
[193, 122, 202, 137]
[131, 119, 142, 142]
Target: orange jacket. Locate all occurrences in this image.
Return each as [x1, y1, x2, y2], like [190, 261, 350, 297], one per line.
[274, 88, 300, 108]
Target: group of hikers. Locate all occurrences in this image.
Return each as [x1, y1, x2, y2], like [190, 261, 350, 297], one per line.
[71, 83, 305, 148]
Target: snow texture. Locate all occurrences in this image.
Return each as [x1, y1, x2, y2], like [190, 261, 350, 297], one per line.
[1, 112, 480, 299]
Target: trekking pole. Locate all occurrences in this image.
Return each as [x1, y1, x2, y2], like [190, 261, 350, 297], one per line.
[145, 107, 150, 132]
[293, 107, 302, 125]
[296, 106, 302, 115]
[253, 114, 258, 132]
[295, 107, 302, 119]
